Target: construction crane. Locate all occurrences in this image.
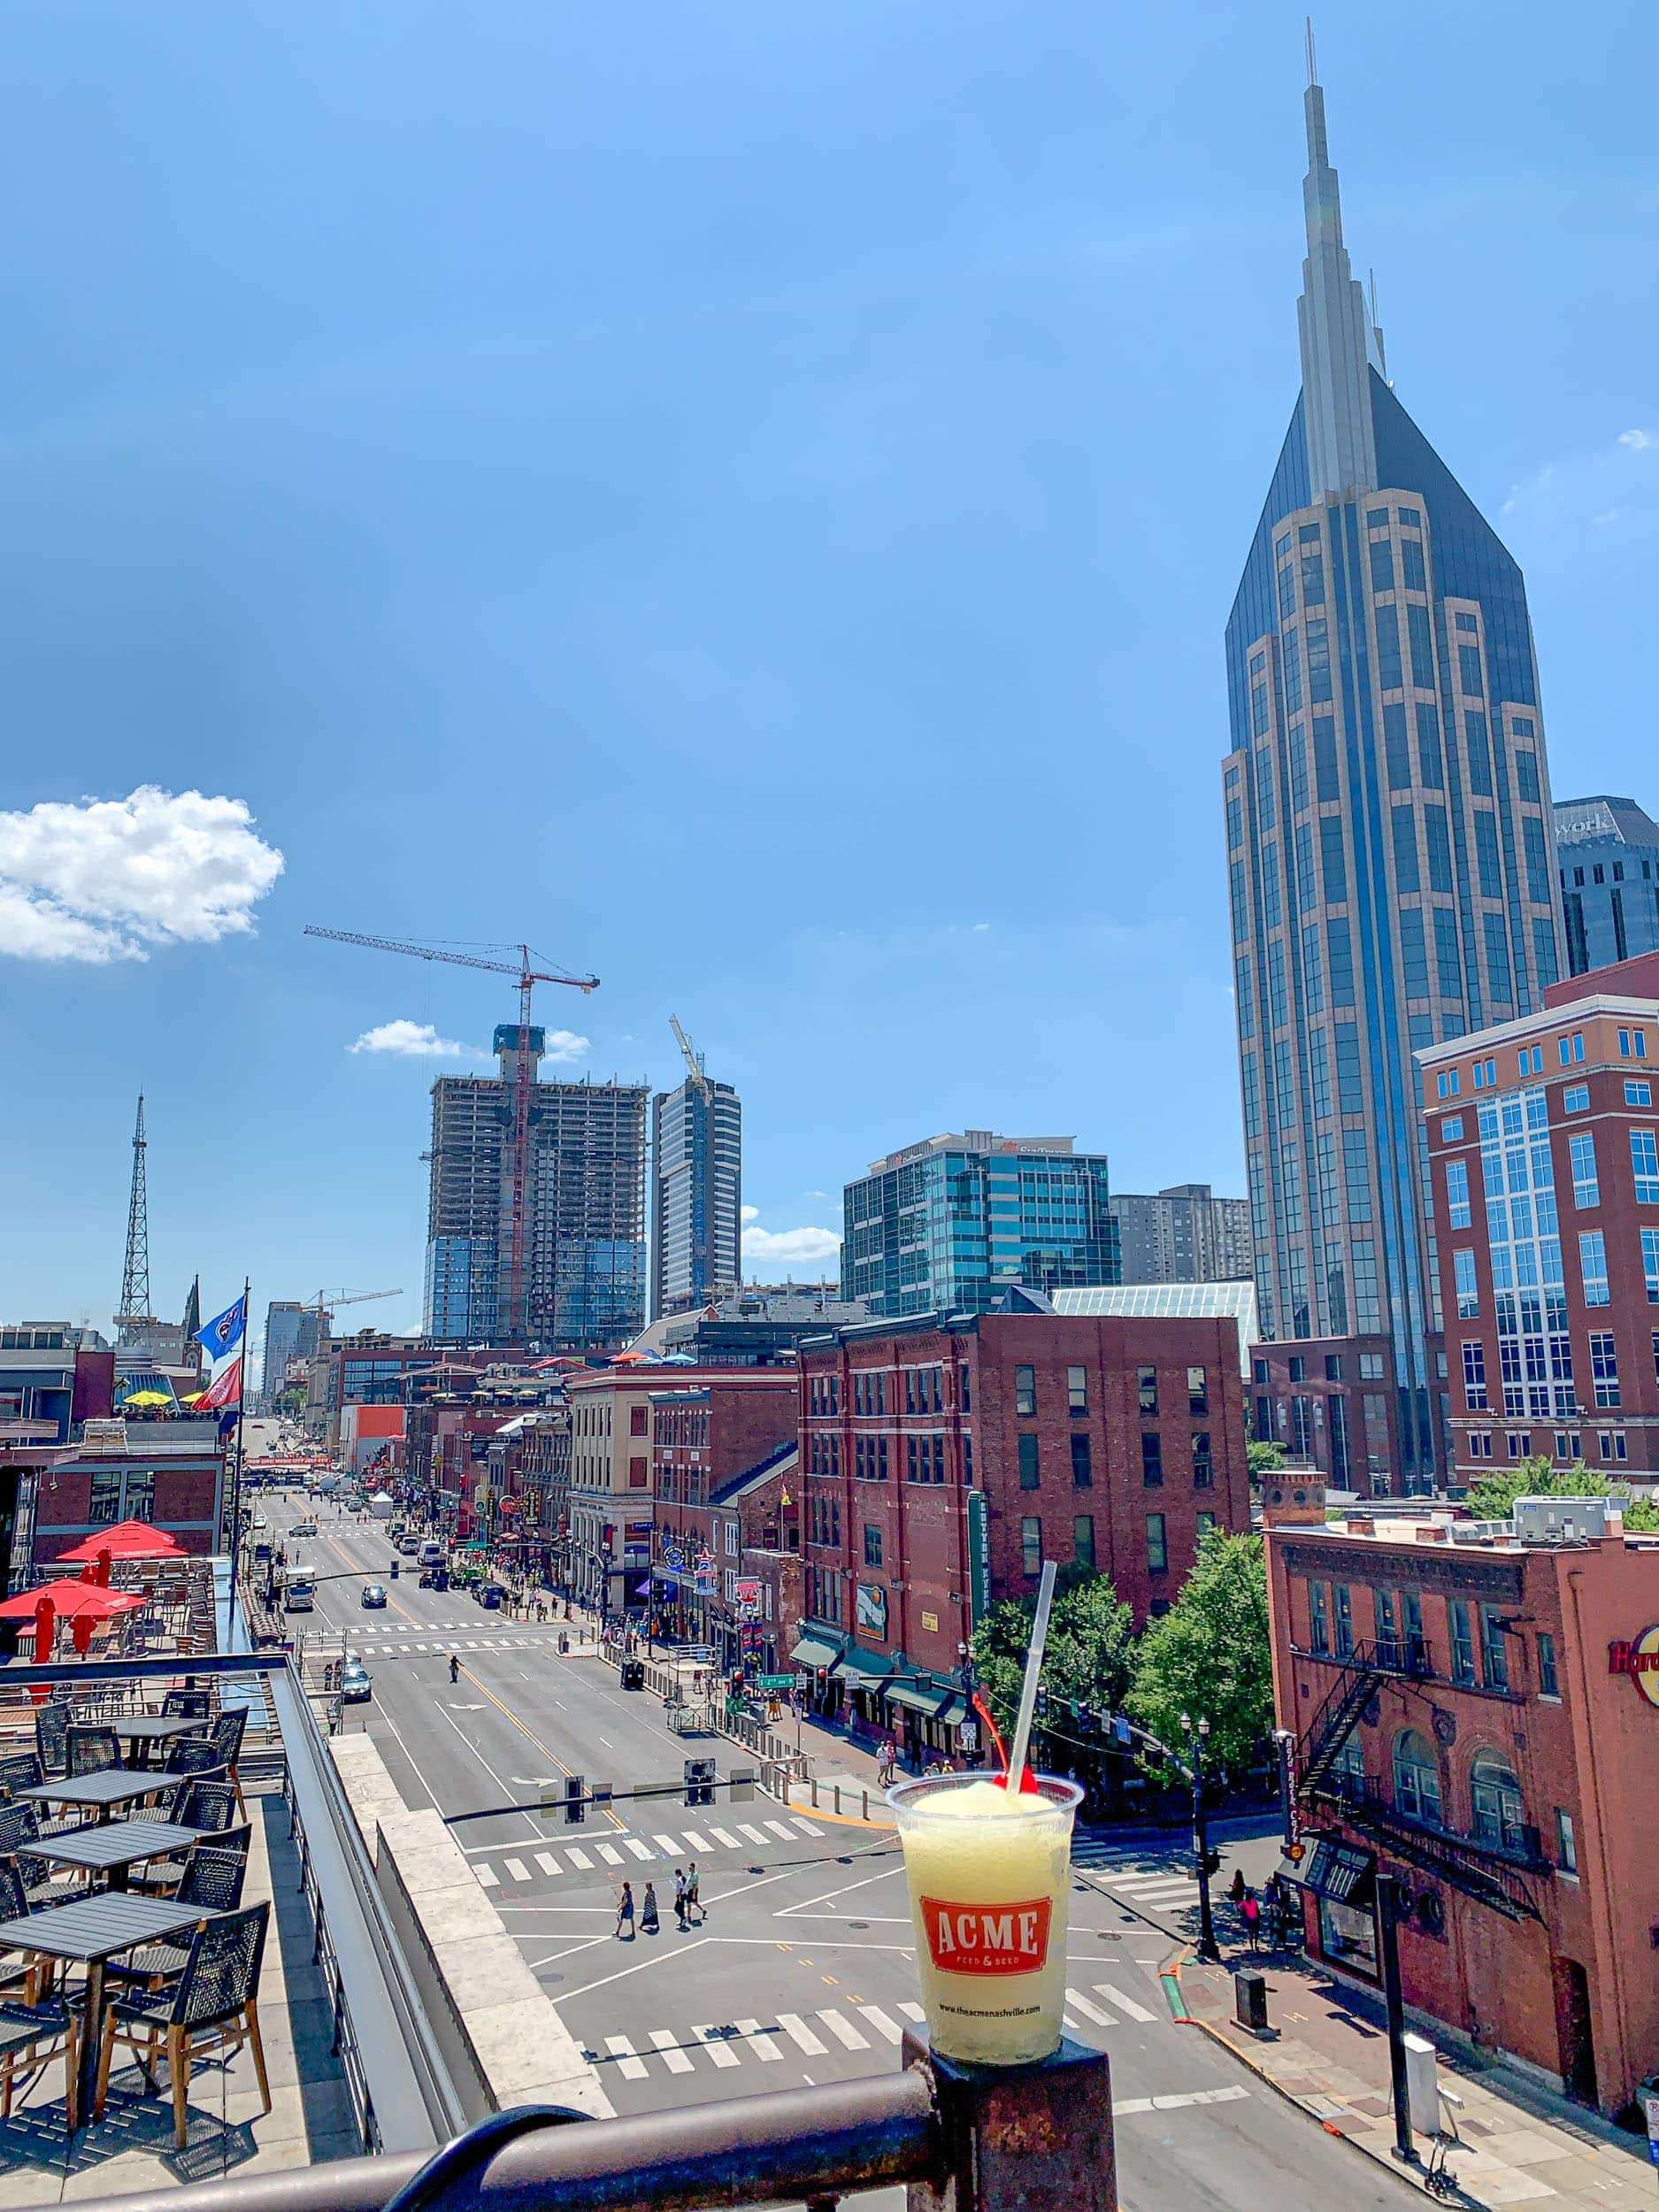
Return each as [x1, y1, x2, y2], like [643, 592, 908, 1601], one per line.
[308, 1287, 402, 1336]
[670, 1015, 710, 1102]
[303, 926, 600, 1344]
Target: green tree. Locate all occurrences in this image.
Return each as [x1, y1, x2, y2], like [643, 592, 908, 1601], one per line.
[1247, 1438, 1287, 1477]
[1127, 1527, 1273, 1775]
[970, 1568, 1135, 1741]
[1466, 1456, 1659, 1532]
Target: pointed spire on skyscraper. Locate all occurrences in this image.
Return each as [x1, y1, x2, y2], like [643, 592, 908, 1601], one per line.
[1295, 27, 1378, 497]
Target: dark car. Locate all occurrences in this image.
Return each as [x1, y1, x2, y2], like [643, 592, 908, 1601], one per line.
[477, 1582, 504, 1610]
[361, 1583, 388, 1609]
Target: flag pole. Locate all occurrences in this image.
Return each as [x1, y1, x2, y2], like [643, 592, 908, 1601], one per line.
[225, 1276, 250, 1642]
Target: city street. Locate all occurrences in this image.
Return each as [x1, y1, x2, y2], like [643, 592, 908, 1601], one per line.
[269, 1488, 1421, 2212]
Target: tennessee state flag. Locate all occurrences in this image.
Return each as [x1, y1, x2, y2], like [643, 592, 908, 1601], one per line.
[196, 1356, 242, 1412]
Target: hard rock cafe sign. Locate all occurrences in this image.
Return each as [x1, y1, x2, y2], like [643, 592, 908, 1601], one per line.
[1608, 1629, 1659, 1707]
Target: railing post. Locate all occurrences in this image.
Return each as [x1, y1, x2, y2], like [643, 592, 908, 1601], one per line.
[902, 2032, 1117, 2212]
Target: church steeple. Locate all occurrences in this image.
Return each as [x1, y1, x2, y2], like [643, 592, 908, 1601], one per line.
[1295, 28, 1378, 497]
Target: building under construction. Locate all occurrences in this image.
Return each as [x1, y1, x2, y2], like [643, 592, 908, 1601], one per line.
[424, 1030, 648, 1350]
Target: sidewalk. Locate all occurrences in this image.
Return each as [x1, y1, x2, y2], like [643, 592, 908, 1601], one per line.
[1177, 1945, 1652, 2211]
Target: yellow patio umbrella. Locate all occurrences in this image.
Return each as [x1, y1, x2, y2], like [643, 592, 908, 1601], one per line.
[120, 1389, 174, 1407]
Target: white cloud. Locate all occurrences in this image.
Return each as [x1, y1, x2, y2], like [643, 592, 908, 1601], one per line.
[349, 1020, 485, 1059]
[1619, 429, 1655, 452]
[740, 1204, 760, 1224]
[540, 1029, 591, 1064]
[0, 786, 283, 964]
[742, 1223, 842, 1271]
[1502, 429, 1659, 543]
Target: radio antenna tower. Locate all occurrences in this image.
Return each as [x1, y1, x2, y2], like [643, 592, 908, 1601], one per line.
[115, 1094, 154, 1343]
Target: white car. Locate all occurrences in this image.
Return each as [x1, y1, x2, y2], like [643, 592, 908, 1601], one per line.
[340, 1656, 373, 1703]
[291, 1521, 318, 1539]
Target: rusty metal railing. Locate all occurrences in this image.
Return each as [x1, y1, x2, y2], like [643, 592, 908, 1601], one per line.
[50, 2032, 1116, 2212]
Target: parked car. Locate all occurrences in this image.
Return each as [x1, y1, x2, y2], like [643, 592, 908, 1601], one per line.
[340, 1656, 373, 1703]
[361, 1583, 388, 1609]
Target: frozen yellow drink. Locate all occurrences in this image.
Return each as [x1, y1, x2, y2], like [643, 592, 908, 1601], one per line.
[889, 1772, 1083, 2064]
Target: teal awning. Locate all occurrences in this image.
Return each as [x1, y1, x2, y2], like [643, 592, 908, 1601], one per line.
[833, 1646, 895, 1690]
[885, 1682, 948, 1717]
[790, 1633, 843, 1671]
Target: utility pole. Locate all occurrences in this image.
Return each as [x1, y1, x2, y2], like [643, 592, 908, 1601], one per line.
[1183, 1712, 1220, 1963]
[1378, 1875, 1417, 2163]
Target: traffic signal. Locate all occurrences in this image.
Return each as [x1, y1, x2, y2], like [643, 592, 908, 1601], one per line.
[729, 1767, 757, 1804]
[1201, 1847, 1220, 1876]
[565, 1773, 586, 1825]
[684, 1757, 716, 1808]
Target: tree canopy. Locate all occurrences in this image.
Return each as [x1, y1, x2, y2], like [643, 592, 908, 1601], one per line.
[970, 1566, 1135, 1739]
[1126, 1527, 1274, 1775]
[1465, 1455, 1659, 1531]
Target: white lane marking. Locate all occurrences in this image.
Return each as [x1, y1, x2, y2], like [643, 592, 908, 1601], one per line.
[791, 1816, 825, 1837]
[652, 1834, 682, 1856]
[535, 1853, 559, 1876]
[734, 2016, 782, 2061]
[775, 2011, 827, 2055]
[504, 1857, 531, 1883]
[818, 2008, 869, 2050]
[682, 1830, 710, 1851]
[1065, 1989, 1117, 2028]
[898, 2002, 925, 2022]
[763, 1820, 795, 1841]
[693, 2024, 741, 2069]
[737, 1823, 770, 1847]
[476, 1864, 499, 1887]
[565, 1847, 593, 1870]
[858, 2005, 902, 2044]
[623, 1838, 653, 1861]
[709, 1826, 741, 1848]
[649, 2029, 693, 2074]
[1153, 2085, 1251, 2111]
[1095, 1979, 1156, 2023]
[605, 2034, 647, 2080]
[595, 1842, 624, 1866]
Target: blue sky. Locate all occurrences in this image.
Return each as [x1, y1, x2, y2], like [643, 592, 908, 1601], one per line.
[1, 0, 1655, 1347]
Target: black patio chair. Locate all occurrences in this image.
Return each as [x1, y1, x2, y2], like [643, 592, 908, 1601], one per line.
[34, 1702, 70, 1781]
[163, 1738, 222, 1778]
[0, 1751, 42, 1799]
[106, 1848, 250, 1989]
[93, 1901, 271, 2147]
[65, 1725, 121, 1779]
[0, 1803, 86, 1911]
[162, 1691, 211, 1720]
[210, 1709, 249, 1819]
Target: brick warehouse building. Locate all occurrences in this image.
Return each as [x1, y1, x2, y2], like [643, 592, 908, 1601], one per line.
[1418, 948, 1659, 1483]
[1267, 1494, 1659, 2116]
[649, 1371, 798, 1661]
[793, 1307, 1248, 1757]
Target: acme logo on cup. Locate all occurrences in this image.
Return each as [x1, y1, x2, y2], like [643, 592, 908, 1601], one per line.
[920, 1896, 1051, 1976]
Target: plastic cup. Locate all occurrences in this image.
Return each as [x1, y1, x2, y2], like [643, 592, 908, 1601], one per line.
[888, 1770, 1084, 2065]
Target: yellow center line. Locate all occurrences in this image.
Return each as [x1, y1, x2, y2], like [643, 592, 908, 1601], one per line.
[459, 1669, 626, 1830]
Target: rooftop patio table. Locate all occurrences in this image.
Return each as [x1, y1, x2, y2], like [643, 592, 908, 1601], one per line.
[108, 1715, 206, 1769]
[27, 1819, 205, 1892]
[19, 1772, 172, 1824]
[0, 1892, 215, 2127]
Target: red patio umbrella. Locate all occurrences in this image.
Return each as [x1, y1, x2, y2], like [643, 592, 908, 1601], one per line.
[53, 1520, 186, 1565]
[0, 1583, 146, 1621]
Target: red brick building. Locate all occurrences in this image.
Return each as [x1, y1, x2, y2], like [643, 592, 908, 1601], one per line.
[1268, 1494, 1659, 2115]
[29, 1425, 227, 1567]
[651, 1374, 798, 1663]
[793, 1310, 1249, 1755]
[1249, 1335, 1400, 1494]
[1418, 948, 1659, 1483]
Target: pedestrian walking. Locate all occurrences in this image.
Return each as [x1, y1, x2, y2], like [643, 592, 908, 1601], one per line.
[673, 1869, 687, 1929]
[641, 1881, 659, 1935]
[1227, 1866, 1248, 1906]
[685, 1861, 703, 1924]
[1240, 1888, 1262, 1951]
[615, 1881, 635, 1939]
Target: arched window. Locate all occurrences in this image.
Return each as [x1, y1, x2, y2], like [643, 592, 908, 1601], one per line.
[1393, 1729, 1442, 1827]
[1470, 1751, 1524, 1849]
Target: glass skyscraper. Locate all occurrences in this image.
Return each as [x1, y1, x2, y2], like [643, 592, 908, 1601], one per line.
[1225, 60, 1563, 1485]
[1553, 795, 1659, 974]
[651, 1071, 742, 1318]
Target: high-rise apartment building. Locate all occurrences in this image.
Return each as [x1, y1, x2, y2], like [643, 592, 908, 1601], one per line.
[1225, 60, 1563, 1486]
[841, 1133, 1118, 1319]
[1108, 1184, 1254, 1284]
[424, 1037, 648, 1350]
[259, 1302, 319, 1410]
[1554, 796, 1659, 976]
[650, 1071, 741, 1319]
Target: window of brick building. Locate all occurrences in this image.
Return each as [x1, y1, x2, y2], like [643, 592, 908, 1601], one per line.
[1146, 1513, 1168, 1575]
[1071, 1434, 1093, 1488]
[1018, 1434, 1041, 1489]
[1020, 1517, 1042, 1577]
[1141, 1432, 1164, 1486]
[1015, 1365, 1036, 1417]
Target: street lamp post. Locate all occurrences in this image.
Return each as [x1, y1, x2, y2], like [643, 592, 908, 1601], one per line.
[1377, 1875, 1417, 2163]
[1182, 1711, 1220, 1964]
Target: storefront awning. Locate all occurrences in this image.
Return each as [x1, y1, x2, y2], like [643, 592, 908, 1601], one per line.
[936, 1695, 969, 1728]
[789, 1633, 843, 1671]
[1294, 1838, 1377, 1908]
[884, 1682, 948, 1717]
[832, 1647, 894, 1691]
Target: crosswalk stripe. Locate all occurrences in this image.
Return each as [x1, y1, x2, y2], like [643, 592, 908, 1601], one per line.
[534, 1853, 558, 1876]
[776, 2011, 827, 2056]
[898, 2002, 925, 2023]
[476, 1864, 498, 1888]
[858, 2005, 902, 2045]
[605, 2034, 647, 2080]
[565, 1847, 593, 1870]
[763, 1819, 795, 1841]
[791, 1816, 825, 1837]
[692, 2024, 741, 2069]
[595, 1842, 624, 1866]
[682, 1830, 710, 1851]
[1096, 1980, 1156, 2024]
[652, 1834, 682, 1857]
[737, 1824, 770, 1847]
[623, 1838, 653, 1861]
[504, 1857, 531, 1883]
[1065, 1989, 1116, 2029]
[819, 2009, 869, 2051]
[734, 2017, 783, 2061]
[709, 1826, 740, 1848]
[649, 2030, 694, 2075]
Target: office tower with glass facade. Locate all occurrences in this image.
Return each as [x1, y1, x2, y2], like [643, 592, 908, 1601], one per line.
[424, 1041, 648, 1350]
[1225, 61, 1563, 1486]
[841, 1132, 1118, 1319]
[1554, 796, 1659, 976]
[651, 1071, 741, 1319]
[259, 1301, 319, 1410]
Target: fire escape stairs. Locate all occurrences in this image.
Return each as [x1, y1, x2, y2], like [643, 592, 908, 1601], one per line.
[1296, 1642, 1385, 1794]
